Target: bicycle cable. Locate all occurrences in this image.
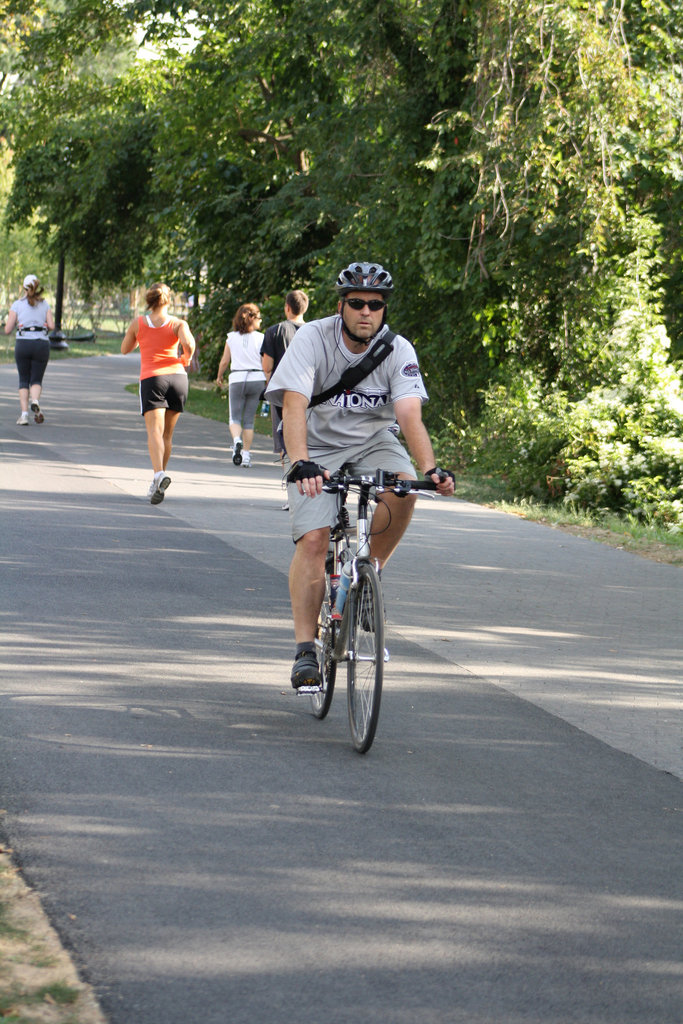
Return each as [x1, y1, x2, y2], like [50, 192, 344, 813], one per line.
[368, 492, 393, 538]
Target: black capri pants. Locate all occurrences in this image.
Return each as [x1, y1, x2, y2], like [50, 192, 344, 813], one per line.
[15, 337, 50, 390]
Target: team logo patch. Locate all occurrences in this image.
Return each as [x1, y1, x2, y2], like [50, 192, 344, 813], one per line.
[401, 361, 420, 378]
[330, 390, 390, 410]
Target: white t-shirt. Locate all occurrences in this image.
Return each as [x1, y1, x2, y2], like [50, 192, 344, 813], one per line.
[265, 315, 428, 452]
[225, 330, 266, 383]
[11, 297, 50, 339]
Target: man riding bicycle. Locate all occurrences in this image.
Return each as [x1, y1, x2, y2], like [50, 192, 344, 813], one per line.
[265, 261, 455, 690]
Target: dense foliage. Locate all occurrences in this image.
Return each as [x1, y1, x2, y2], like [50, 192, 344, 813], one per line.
[2, 0, 682, 527]
[455, 309, 683, 528]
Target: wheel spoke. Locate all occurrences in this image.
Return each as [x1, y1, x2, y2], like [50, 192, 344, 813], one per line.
[347, 563, 383, 752]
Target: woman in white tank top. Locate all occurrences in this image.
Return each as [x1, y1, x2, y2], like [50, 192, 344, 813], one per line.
[215, 303, 265, 468]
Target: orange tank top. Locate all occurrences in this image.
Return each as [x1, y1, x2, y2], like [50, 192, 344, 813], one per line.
[136, 316, 185, 380]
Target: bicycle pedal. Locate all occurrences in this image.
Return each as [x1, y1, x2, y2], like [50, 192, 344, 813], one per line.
[296, 685, 322, 695]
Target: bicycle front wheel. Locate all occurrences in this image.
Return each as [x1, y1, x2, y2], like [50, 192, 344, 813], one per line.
[346, 562, 384, 753]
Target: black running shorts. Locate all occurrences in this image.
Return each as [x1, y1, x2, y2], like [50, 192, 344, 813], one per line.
[139, 373, 188, 415]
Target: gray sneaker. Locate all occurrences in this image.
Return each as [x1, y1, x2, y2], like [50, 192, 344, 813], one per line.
[232, 438, 243, 465]
[30, 398, 44, 423]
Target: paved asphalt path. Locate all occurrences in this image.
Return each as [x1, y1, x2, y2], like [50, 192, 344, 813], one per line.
[1, 356, 681, 1024]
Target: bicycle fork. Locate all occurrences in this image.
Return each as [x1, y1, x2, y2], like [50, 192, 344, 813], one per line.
[331, 561, 390, 665]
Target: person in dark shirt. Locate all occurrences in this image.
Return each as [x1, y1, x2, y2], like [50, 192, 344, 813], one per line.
[260, 289, 309, 461]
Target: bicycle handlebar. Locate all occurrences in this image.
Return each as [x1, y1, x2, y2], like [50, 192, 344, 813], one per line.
[322, 470, 443, 495]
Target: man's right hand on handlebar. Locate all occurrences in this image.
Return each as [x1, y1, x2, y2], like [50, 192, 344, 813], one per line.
[286, 459, 330, 497]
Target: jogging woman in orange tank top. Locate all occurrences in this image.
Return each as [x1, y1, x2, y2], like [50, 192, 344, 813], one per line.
[121, 283, 196, 504]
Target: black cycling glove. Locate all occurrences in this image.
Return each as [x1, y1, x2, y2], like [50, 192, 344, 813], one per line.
[287, 459, 327, 484]
[424, 467, 456, 487]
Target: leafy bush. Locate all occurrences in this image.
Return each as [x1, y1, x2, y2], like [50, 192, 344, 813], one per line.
[464, 310, 683, 530]
[458, 372, 570, 499]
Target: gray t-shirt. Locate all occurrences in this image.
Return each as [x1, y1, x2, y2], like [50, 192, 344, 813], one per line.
[265, 315, 428, 453]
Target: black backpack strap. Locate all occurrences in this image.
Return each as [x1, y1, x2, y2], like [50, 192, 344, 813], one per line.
[309, 331, 396, 408]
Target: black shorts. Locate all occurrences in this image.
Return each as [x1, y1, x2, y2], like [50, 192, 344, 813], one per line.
[139, 373, 188, 415]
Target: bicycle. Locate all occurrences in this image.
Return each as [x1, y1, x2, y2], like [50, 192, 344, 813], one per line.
[297, 468, 443, 754]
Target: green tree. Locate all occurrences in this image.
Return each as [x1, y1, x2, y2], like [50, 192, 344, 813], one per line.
[2, 1, 154, 294]
[420, 0, 683, 392]
[7, 96, 156, 293]
[4, 0, 683, 450]
[0, 140, 49, 313]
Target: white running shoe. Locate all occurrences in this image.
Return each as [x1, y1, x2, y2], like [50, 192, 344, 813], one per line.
[149, 472, 171, 504]
[232, 438, 243, 465]
[16, 411, 29, 425]
[242, 450, 251, 468]
[29, 398, 44, 423]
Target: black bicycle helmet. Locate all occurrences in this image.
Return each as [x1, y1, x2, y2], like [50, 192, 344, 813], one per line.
[335, 262, 394, 297]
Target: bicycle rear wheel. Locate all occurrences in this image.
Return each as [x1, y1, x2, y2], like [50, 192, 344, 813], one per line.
[346, 562, 384, 753]
[312, 602, 336, 720]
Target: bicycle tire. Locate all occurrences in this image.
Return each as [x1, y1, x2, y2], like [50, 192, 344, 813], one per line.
[312, 599, 336, 720]
[346, 562, 384, 753]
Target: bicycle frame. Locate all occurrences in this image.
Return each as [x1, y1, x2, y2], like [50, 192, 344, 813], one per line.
[328, 476, 376, 661]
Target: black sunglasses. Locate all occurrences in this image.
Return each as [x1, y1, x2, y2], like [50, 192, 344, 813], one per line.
[345, 297, 387, 312]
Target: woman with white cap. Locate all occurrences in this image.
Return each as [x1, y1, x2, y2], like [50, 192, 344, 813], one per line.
[4, 274, 55, 425]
